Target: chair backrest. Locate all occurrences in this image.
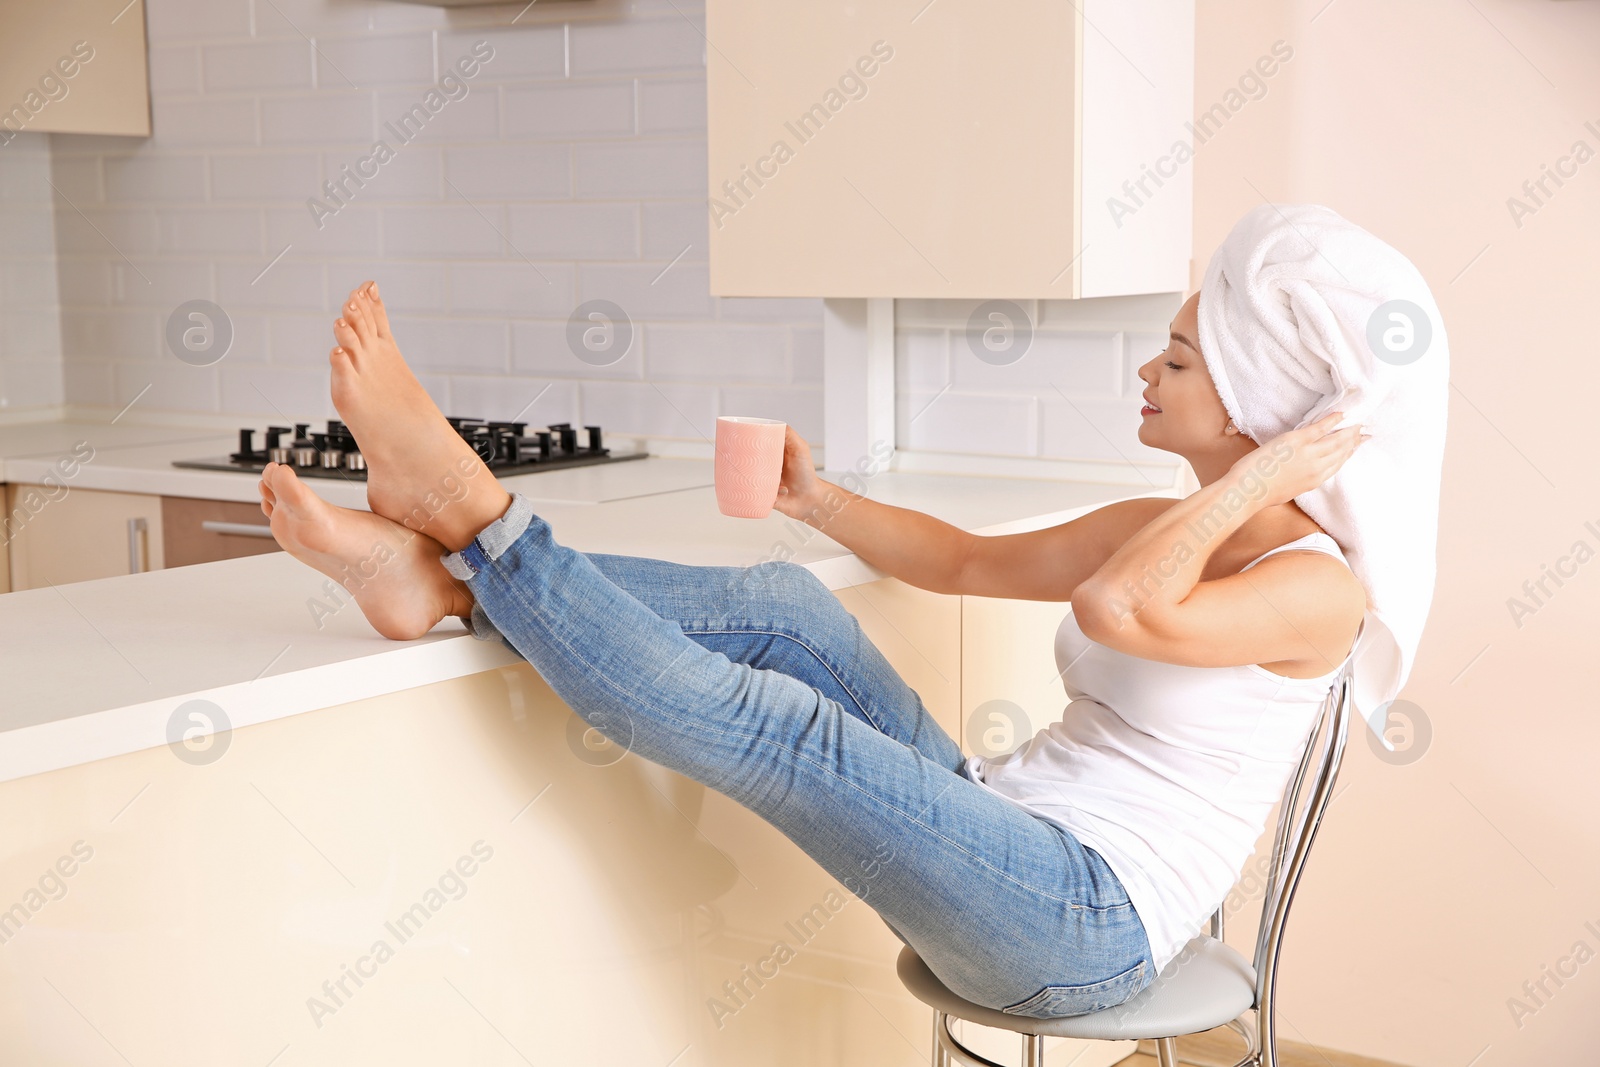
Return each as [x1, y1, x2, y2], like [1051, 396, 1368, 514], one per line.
[1248, 662, 1355, 1045]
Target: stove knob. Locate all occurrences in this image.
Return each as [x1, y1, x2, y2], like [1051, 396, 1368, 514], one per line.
[344, 452, 367, 472]
[321, 450, 343, 469]
[293, 446, 318, 467]
[585, 425, 603, 453]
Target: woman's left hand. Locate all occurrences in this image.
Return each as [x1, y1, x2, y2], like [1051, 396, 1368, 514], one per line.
[1232, 411, 1368, 509]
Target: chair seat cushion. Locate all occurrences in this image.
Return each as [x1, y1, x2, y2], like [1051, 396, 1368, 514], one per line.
[895, 937, 1256, 1041]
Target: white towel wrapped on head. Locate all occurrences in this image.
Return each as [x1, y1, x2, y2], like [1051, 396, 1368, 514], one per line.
[1196, 203, 1449, 744]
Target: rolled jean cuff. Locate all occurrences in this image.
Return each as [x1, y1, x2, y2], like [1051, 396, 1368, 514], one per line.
[441, 492, 536, 642]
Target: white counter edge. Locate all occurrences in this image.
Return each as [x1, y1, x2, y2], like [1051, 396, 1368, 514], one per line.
[1, 494, 1171, 785]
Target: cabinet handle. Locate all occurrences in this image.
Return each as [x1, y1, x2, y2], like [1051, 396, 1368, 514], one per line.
[127, 517, 148, 574]
[201, 520, 275, 539]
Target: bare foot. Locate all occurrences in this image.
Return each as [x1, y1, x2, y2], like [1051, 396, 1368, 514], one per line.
[259, 461, 474, 641]
[329, 280, 511, 551]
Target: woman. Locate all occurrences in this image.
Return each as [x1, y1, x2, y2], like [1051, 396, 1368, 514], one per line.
[256, 282, 1360, 1018]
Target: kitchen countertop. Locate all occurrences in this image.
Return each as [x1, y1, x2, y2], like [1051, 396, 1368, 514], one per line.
[0, 416, 1178, 785]
[0, 423, 717, 507]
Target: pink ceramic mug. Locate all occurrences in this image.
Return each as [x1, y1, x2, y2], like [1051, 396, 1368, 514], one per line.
[714, 416, 787, 518]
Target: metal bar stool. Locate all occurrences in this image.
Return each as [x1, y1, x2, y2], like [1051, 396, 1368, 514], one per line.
[896, 665, 1355, 1067]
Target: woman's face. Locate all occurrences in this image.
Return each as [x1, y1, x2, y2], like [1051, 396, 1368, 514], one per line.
[1136, 290, 1241, 455]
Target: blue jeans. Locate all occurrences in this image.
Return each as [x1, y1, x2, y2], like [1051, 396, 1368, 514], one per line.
[442, 493, 1155, 1018]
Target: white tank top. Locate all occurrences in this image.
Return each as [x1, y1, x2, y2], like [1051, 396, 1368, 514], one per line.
[963, 531, 1359, 974]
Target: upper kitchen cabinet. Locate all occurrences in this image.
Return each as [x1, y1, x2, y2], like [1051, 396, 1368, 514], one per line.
[705, 1, 1194, 299]
[0, 0, 152, 140]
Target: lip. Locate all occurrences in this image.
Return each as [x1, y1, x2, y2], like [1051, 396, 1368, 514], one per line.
[1141, 404, 1161, 416]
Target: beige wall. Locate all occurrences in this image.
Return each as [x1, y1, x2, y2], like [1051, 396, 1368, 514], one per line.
[1193, 1, 1600, 1064]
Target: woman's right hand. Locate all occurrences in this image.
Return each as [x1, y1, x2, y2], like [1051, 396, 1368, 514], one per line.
[772, 426, 826, 520]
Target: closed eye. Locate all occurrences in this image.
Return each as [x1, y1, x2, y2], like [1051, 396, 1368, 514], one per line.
[1164, 360, 1181, 370]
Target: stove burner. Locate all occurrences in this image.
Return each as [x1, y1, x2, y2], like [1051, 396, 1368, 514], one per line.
[172, 419, 646, 480]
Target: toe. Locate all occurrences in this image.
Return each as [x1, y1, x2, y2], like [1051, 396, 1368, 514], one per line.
[344, 288, 373, 345]
[364, 281, 392, 340]
[332, 317, 360, 355]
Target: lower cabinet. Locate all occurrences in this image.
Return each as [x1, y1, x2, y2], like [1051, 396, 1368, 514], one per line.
[3, 487, 285, 592]
[5, 483, 164, 590]
[960, 595, 1075, 761]
[161, 495, 282, 568]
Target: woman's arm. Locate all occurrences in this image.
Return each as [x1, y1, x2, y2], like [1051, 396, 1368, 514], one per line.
[783, 476, 975, 595]
[771, 428, 1174, 599]
[1069, 414, 1367, 671]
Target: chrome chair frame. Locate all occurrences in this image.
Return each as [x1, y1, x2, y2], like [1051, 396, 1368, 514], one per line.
[905, 665, 1355, 1067]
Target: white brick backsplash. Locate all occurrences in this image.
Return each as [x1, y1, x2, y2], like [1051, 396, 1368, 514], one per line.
[895, 329, 949, 391]
[578, 262, 714, 319]
[113, 260, 213, 307]
[54, 259, 111, 306]
[508, 202, 637, 259]
[443, 144, 570, 200]
[949, 331, 1119, 393]
[899, 391, 1036, 456]
[0, 360, 64, 408]
[1039, 394, 1166, 463]
[321, 146, 441, 201]
[328, 263, 452, 315]
[451, 262, 575, 318]
[316, 35, 435, 89]
[209, 153, 321, 201]
[271, 314, 338, 367]
[447, 375, 578, 424]
[574, 140, 705, 197]
[791, 328, 821, 382]
[2, 260, 62, 305]
[390, 317, 509, 373]
[384, 205, 506, 259]
[257, 0, 448, 37]
[220, 313, 269, 365]
[222, 361, 336, 420]
[61, 310, 162, 361]
[158, 209, 262, 254]
[638, 78, 706, 133]
[115, 360, 221, 413]
[63, 360, 113, 405]
[442, 28, 563, 81]
[503, 82, 636, 139]
[267, 203, 382, 259]
[713, 295, 822, 322]
[203, 40, 313, 92]
[512, 319, 641, 380]
[148, 46, 201, 96]
[13, 2, 1172, 447]
[103, 155, 207, 203]
[579, 380, 716, 441]
[640, 201, 707, 260]
[151, 97, 259, 147]
[644, 324, 787, 383]
[47, 156, 103, 203]
[569, 19, 705, 76]
[717, 385, 823, 441]
[261, 93, 375, 145]
[217, 259, 326, 313]
[376, 85, 499, 144]
[144, 0, 252, 42]
[53, 210, 158, 256]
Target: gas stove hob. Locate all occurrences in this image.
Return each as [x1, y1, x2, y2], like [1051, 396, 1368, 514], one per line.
[173, 419, 647, 480]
